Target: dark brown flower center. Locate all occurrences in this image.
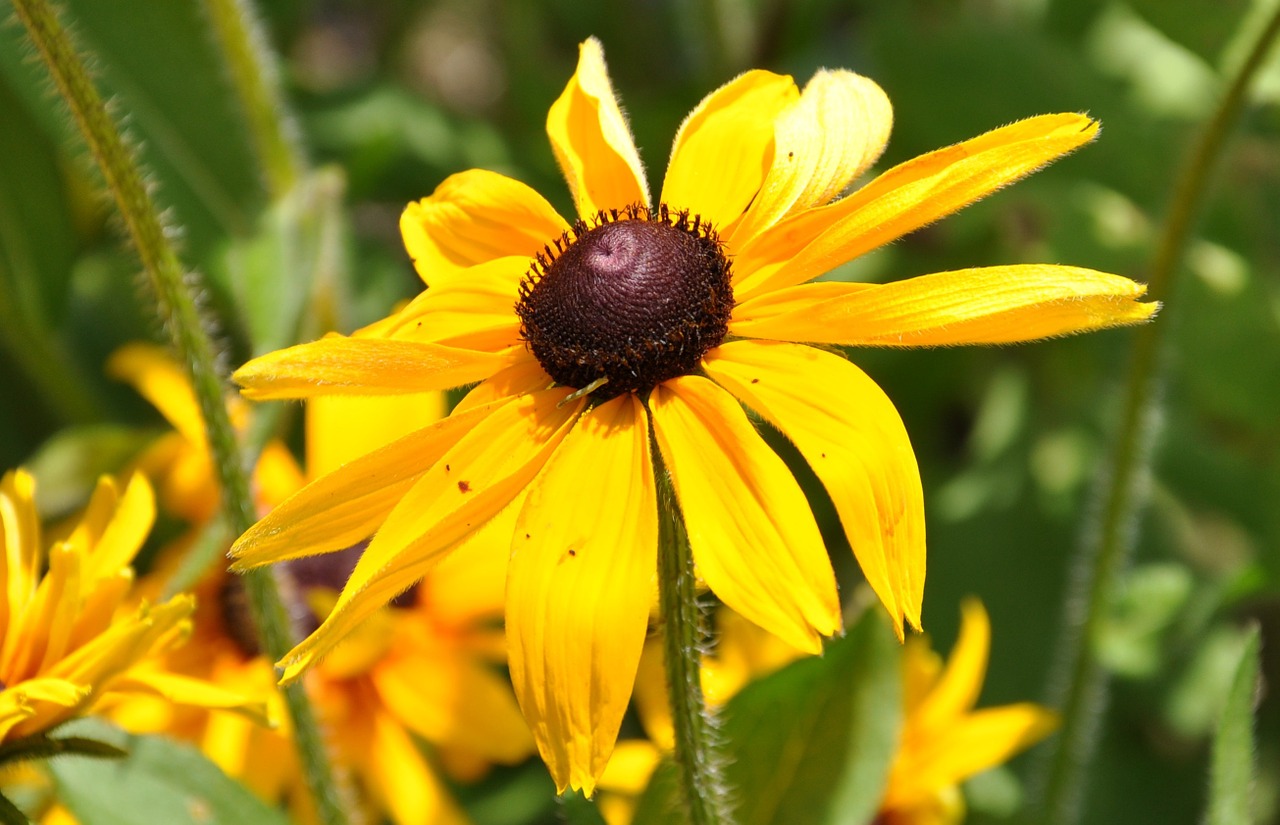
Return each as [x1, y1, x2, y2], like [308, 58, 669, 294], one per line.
[516, 204, 733, 400]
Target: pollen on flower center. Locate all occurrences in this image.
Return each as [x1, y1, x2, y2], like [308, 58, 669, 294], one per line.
[516, 204, 734, 400]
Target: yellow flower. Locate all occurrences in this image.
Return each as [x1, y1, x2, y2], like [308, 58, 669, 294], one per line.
[230, 37, 1156, 793]
[110, 344, 531, 824]
[880, 600, 1058, 825]
[0, 468, 268, 748]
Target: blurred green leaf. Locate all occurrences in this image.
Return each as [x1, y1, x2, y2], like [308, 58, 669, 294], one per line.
[0, 0, 265, 262]
[48, 720, 289, 825]
[632, 607, 901, 825]
[1206, 626, 1260, 825]
[559, 789, 607, 825]
[0, 793, 28, 825]
[26, 424, 152, 519]
[1127, 0, 1252, 63]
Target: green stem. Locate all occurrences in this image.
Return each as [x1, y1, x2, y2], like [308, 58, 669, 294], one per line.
[9, 4, 347, 825]
[1034, 7, 1280, 825]
[654, 451, 728, 825]
[200, 0, 306, 198]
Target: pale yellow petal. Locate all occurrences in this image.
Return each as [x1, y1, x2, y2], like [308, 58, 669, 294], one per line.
[400, 169, 570, 286]
[660, 70, 798, 229]
[365, 708, 469, 825]
[727, 69, 892, 245]
[704, 341, 924, 633]
[507, 395, 657, 794]
[547, 37, 649, 217]
[912, 598, 989, 730]
[372, 649, 534, 763]
[83, 472, 154, 583]
[455, 356, 554, 412]
[107, 670, 273, 726]
[887, 704, 1059, 809]
[650, 376, 839, 654]
[107, 343, 207, 446]
[734, 114, 1101, 297]
[731, 265, 1158, 346]
[278, 389, 584, 683]
[305, 392, 449, 478]
[231, 403, 497, 568]
[233, 336, 515, 400]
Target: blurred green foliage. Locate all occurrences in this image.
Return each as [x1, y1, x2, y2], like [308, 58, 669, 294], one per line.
[0, 0, 1277, 823]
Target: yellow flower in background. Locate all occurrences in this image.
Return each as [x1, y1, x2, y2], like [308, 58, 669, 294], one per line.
[879, 600, 1058, 825]
[231, 37, 1156, 793]
[0, 469, 268, 748]
[110, 345, 533, 825]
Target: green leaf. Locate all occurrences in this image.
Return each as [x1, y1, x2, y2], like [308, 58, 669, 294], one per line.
[1206, 626, 1260, 825]
[634, 607, 902, 825]
[48, 720, 289, 825]
[0, 792, 30, 825]
[26, 424, 153, 519]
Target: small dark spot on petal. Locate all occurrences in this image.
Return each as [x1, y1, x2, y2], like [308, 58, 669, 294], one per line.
[568, 548, 577, 557]
[750, 377, 759, 384]
[787, 151, 794, 159]
[821, 452, 827, 459]
[458, 480, 471, 493]
[524, 533, 531, 539]
[445, 464, 451, 472]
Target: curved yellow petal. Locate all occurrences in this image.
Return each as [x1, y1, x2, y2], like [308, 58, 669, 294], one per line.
[305, 391, 449, 479]
[734, 114, 1101, 298]
[705, 341, 924, 634]
[732, 265, 1158, 346]
[727, 70, 892, 246]
[357, 256, 526, 352]
[507, 394, 657, 795]
[372, 651, 534, 763]
[421, 512, 513, 627]
[278, 389, 584, 683]
[232, 336, 514, 400]
[455, 356, 553, 413]
[660, 70, 798, 229]
[401, 169, 570, 286]
[548, 37, 649, 217]
[107, 343, 206, 446]
[83, 472, 154, 583]
[887, 704, 1059, 809]
[230, 403, 497, 569]
[912, 598, 989, 730]
[649, 376, 839, 654]
[365, 709, 469, 825]
[108, 670, 272, 726]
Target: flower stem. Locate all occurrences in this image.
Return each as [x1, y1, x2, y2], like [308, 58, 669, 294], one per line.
[654, 454, 728, 825]
[199, 0, 306, 198]
[1034, 7, 1280, 825]
[10, 3, 347, 824]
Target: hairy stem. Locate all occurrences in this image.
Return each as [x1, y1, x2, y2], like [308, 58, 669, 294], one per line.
[200, 0, 306, 198]
[10, 3, 347, 823]
[654, 451, 728, 825]
[1034, 7, 1280, 825]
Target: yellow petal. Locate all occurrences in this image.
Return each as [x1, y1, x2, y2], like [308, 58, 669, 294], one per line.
[660, 70, 799, 229]
[734, 114, 1101, 298]
[455, 356, 554, 412]
[305, 392, 449, 478]
[649, 376, 839, 654]
[278, 389, 584, 683]
[83, 472, 154, 583]
[704, 341, 924, 633]
[357, 256, 526, 352]
[727, 69, 892, 245]
[0, 678, 87, 740]
[232, 336, 514, 400]
[912, 598, 989, 731]
[400, 169, 570, 286]
[421, 510, 514, 627]
[731, 265, 1158, 346]
[365, 708, 469, 825]
[230, 403, 497, 568]
[507, 395, 657, 795]
[547, 37, 649, 217]
[108, 670, 273, 727]
[372, 650, 534, 764]
[107, 343, 207, 446]
[887, 704, 1059, 809]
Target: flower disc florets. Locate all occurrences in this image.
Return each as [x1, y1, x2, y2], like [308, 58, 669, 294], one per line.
[516, 204, 733, 400]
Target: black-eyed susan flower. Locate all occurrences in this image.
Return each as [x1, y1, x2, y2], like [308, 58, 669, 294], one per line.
[230, 37, 1157, 793]
[111, 346, 532, 824]
[879, 600, 1058, 825]
[0, 468, 268, 749]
